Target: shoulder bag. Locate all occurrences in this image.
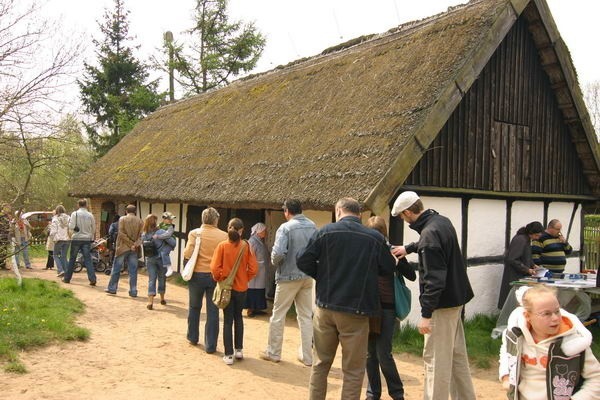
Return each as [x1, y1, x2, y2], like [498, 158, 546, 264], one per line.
[181, 228, 202, 281]
[212, 241, 246, 309]
[394, 271, 411, 320]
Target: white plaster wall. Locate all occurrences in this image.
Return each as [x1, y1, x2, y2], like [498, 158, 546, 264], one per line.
[304, 210, 333, 229]
[467, 199, 506, 258]
[139, 201, 150, 220]
[402, 263, 504, 325]
[402, 196, 462, 264]
[510, 201, 544, 236]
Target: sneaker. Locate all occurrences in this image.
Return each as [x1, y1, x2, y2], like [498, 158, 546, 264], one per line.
[259, 350, 280, 363]
[223, 355, 234, 365]
[57, 271, 65, 277]
[165, 266, 174, 277]
[234, 349, 243, 360]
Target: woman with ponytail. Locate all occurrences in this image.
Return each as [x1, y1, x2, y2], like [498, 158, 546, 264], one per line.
[498, 221, 544, 309]
[210, 218, 258, 365]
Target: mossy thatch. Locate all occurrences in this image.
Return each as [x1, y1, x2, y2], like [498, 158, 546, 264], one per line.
[70, 0, 598, 211]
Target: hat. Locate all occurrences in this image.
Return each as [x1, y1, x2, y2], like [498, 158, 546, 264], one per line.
[162, 211, 176, 220]
[391, 191, 420, 217]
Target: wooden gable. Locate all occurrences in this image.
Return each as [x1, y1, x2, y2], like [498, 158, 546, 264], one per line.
[406, 16, 591, 197]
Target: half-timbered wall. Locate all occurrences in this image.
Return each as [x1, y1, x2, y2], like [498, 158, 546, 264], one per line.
[406, 17, 590, 195]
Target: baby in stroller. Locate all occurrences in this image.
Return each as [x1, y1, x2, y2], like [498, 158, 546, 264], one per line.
[153, 212, 177, 277]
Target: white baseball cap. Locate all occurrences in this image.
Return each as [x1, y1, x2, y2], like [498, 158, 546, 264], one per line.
[391, 191, 420, 217]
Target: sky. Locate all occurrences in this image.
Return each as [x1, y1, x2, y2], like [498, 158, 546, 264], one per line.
[45, 0, 599, 100]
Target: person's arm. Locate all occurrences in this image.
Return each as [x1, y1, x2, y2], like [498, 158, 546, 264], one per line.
[296, 231, 320, 279]
[183, 230, 198, 260]
[506, 236, 534, 274]
[210, 244, 224, 281]
[90, 214, 96, 240]
[574, 349, 600, 399]
[419, 245, 448, 319]
[154, 224, 174, 239]
[49, 217, 58, 239]
[530, 238, 543, 266]
[378, 241, 396, 276]
[118, 219, 135, 249]
[397, 257, 416, 281]
[271, 225, 288, 267]
[246, 243, 258, 282]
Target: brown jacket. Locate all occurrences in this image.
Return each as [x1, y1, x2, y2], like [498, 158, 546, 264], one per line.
[115, 213, 143, 258]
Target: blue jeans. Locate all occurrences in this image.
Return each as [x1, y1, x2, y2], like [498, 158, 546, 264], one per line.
[223, 290, 247, 356]
[65, 240, 95, 283]
[53, 241, 70, 274]
[15, 238, 31, 268]
[366, 308, 404, 400]
[108, 250, 138, 296]
[146, 256, 166, 296]
[159, 250, 171, 268]
[187, 272, 219, 352]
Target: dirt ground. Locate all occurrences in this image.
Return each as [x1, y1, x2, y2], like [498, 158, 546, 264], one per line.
[0, 263, 506, 400]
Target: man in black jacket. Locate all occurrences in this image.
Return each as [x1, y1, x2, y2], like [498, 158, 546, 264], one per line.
[391, 191, 476, 400]
[297, 197, 395, 400]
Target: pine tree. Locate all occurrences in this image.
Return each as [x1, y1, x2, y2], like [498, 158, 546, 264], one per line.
[78, 0, 163, 157]
[163, 0, 266, 96]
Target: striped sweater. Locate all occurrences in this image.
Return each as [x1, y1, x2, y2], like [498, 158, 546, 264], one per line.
[531, 231, 572, 272]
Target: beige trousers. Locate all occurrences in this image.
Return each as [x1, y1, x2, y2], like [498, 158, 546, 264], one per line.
[423, 306, 476, 400]
[308, 307, 370, 400]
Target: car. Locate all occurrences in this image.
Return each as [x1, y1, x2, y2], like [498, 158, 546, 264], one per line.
[21, 211, 54, 237]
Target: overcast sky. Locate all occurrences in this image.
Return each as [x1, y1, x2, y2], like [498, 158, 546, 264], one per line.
[46, 0, 599, 98]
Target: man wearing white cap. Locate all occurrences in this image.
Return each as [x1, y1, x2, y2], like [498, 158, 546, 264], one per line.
[391, 191, 476, 400]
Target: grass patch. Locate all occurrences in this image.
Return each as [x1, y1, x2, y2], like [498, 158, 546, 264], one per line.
[0, 277, 90, 373]
[27, 244, 48, 259]
[393, 314, 501, 369]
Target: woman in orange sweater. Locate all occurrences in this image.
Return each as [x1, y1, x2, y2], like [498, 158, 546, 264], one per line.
[210, 218, 258, 365]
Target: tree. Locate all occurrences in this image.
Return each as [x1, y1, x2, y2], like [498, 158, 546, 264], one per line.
[0, 0, 83, 210]
[159, 0, 266, 96]
[78, 0, 163, 158]
[584, 81, 600, 139]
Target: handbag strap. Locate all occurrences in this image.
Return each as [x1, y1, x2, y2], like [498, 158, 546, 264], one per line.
[223, 241, 247, 286]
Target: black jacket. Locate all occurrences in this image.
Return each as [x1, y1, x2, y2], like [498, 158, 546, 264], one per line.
[297, 216, 396, 316]
[405, 209, 473, 318]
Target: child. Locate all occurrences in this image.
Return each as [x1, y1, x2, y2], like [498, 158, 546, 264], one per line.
[499, 285, 600, 399]
[153, 212, 177, 277]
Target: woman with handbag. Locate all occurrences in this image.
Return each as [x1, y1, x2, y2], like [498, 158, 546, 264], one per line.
[210, 218, 258, 365]
[183, 207, 227, 352]
[365, 216, 416, 400]
[141, 214, 167, 310]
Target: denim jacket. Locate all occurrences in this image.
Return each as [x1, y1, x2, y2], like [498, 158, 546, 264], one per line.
[271, 214, 317, 282]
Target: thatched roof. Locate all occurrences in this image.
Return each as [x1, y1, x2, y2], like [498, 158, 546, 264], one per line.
[71, 0, 600, 212]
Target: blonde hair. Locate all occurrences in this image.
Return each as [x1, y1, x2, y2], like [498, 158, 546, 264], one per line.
[143, 214, 158, 234]
[521, 285, 558, 312]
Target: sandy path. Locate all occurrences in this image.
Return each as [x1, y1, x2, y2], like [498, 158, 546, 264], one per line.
[0, 263, 505, 400]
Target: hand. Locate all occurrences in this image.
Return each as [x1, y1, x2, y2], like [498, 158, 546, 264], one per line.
[417, 317, 432, 335]
[152, 234, 158, 240]
[557, 233, 565, 243]
[392, 245, 407, 258]
[528, 268, 537, 276]
[131, 245, 136, 251]
[501, 375, 509, 390]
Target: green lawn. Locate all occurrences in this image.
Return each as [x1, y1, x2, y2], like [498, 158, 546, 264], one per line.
[0, 277, 89, 373]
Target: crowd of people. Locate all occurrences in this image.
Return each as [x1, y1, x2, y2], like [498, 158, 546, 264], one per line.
[2, 193, 599, 400]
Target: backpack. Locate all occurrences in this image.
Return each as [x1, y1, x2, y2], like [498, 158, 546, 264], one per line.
[142, 238, 158, 257]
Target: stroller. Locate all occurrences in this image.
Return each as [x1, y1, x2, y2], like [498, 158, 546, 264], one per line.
[73, 237, 110, 273]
